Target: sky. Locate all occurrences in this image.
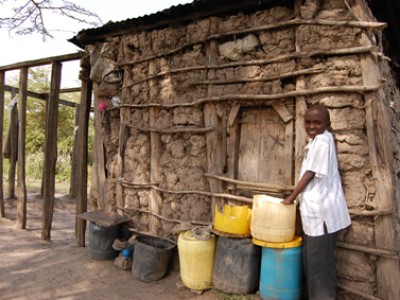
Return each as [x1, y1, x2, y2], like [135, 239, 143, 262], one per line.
[0, 0, 192, 87]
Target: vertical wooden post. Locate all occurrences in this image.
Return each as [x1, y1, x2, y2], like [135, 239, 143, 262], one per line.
[148, 59, 161, 234]
[41, 61, 62, 241]
[7, 89, 18, 200]
[351, 1, 400, 299]
[294, 0, 308, 183]
[226, 103, 241, 192]
[75, 60, 92, 247]
[205, 17, 225, 217]
[17, 67, 28, 229]
[0, 70, 5, 217]
[91, 86, 106, 210]
[69, 105, 80, 198]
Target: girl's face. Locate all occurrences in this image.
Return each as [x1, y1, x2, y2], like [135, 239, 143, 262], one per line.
[304, 108, 330, 139]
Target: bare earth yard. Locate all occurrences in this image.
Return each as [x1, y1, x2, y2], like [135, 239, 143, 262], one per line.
[0, 193, 259, 300]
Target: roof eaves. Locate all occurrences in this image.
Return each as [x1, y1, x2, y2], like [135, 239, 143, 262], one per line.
[68, 0, 286, 48]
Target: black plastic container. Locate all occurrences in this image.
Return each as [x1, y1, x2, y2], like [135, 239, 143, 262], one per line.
[213, 237, 261, 294]
[88, 221, 120, 260]
[132, 235, 176, 282]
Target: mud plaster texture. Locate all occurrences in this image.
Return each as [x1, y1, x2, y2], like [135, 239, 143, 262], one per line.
[84, 0, 400, 298]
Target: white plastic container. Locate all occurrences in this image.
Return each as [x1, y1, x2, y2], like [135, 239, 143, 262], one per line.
[250, 194, 296, 243]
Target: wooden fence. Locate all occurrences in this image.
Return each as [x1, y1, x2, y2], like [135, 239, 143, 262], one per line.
[0, 52, 91, 246]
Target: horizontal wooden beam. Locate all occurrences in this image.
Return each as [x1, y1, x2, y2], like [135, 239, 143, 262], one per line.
[348, 207, 394, 216]
[4, 85, 77, 108]
[0, 52, 83, 72]
[120, 84, 382, 108]
[205, 173, 295, 192]
[336, 241, 397, 259]
[60, 87, 81, 93]
[3, 85, 93, 111]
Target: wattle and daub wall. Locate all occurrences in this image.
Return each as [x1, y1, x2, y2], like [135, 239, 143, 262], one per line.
[84, 0, 400, 298]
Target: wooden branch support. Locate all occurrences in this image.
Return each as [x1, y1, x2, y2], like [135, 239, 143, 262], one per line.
[125, 67, 324, 88]
[187, 67, 325, 86]
[122, 46, 376, 87]
[0, 71, 4, 217]
[16, 67, 28, 229]
[6, 90, 18, 200]
[120, 84, 382, 109]
[41, 61, 61, 241]
[3, 84, 78, 108]
[75, 60, 92, 247]
[336, 241, 397, 259]
[119, 180, 159, 188]
[271, 100, 293, 123]
[117, 206, 212, 227]
[127, 228, 177, 244]
[205, 173, 295, 192]
[0, 52, 83, 72]
[348, 207, 394, 216]
[121, 17, 384, 66]
[352, 1, 400, 298]
[207, 18, 387, 40]
[91, 86, 106, 210]
[69, 105, 80, 198]
[155, 187, 254, 204]
[118, 178, 253, 203]
[124, 124, 214, 134]
[148, 59, 163, 235]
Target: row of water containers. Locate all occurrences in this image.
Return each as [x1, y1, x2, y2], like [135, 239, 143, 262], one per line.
[178, 194, 302, 299]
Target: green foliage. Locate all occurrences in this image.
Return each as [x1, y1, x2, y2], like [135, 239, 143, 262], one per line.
[3, 66, 94, 186]
[26, 152, 44, 180]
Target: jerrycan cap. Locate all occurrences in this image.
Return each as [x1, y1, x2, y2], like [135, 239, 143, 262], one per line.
[180, 227, 213, 241]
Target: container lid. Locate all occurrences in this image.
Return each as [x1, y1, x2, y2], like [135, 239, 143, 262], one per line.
[252, 236, 302, 248]
[181, 227, 213, 241]
[78, 210, 129, 227]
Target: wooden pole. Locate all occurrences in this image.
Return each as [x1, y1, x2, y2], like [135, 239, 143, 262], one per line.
[294, 0, 308, 184]
[7, 89, 18, 200]
[148, 59, 162, 234]
[41, 61, 61, 241]
[0, 52, 83, 72]
[205, 17, 225, 216]
[351, 1, 400, 299]
[69, 105, 80, 198]
[91, 86, 106, 210]
[16, 67, 28, 229]
[75, 60, 92, 247]
[0, 71, 5, 217]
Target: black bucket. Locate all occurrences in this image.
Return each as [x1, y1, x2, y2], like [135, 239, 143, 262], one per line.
[213, 237, 261, 294]
[132, 235, 176, 282]
[88, 221, 119, 260]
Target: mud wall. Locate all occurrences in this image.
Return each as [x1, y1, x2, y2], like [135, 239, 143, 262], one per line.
[84, 0, 400, 298]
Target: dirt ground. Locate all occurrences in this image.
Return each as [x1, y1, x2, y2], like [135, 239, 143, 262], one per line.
[0, 193, 260, 300]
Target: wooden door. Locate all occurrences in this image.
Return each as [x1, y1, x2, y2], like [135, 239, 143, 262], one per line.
[237, 106, 293, 191]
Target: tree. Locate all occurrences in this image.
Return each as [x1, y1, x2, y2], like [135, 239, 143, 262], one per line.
[0, 0, 102, 39]
[5, 66, 94, 183]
